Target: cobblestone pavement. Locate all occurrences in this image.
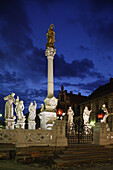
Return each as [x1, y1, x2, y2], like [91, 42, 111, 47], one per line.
[1, 160, 113, 170]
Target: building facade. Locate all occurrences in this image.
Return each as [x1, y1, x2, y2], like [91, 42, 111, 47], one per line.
[80, 78, 113, 130]
[58, 85, 87, 116]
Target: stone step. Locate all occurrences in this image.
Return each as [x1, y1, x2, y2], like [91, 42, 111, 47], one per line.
[52, 144, 113, 167]
[67, 144, 105, 149]
[53, 156, 113, 166]
[63, 149, 113, 155]
[0, 148, 15, 151]
[58, 152, 113, 160]
[66, 146, 110, 151]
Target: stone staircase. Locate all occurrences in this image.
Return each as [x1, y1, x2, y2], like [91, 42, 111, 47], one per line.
[0, 143, 15, 160]
[53, 144, 113, 167]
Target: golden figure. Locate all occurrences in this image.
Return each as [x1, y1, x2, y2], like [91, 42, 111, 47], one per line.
[46, 24, 55, 48]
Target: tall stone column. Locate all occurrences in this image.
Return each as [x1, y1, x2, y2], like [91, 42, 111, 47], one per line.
[45, 47, 56, 98]
[44, 47, 58, 112]
[38, 24, 58, 130]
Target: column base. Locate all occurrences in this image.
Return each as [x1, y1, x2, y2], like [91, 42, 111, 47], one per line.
[44, 96, 58, 112]
[39, 111, 57, 130]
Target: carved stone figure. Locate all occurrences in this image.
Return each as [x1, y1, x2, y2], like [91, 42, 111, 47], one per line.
[15, 96, 25, 120]
[83, 106, 92, 125]
[46, 24, 55, 48]
[67, 107, 74, 126]
[28, 101, 37, 121]
[4, 93, 16, 119]
[101, 104, 109, 123]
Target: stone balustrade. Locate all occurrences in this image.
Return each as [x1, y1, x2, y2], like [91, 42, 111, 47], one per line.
[0, 120, 67, 147]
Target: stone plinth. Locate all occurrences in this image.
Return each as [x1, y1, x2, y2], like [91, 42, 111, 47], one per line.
[17, 119, 25, 129]
[5, 118, 15, 129]
[93, 122, 109, 145]
[53, 120, 67, 146]
[28, 120, 36, 129]
[84, 124, 92, 134]
[44, 96, 58, 112]
[39, 111, 56, 130]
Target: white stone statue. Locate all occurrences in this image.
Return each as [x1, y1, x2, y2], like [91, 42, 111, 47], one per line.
[15, 96, 25, 120]
[83, 106, 92, 125]
[101, 104, 109, 123]
[67, 107, 74, 126]
[4, 93, 16, 119]
[28, 101, 37, 121]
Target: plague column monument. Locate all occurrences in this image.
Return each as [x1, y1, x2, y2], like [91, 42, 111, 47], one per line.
[39, 24, 58, 129]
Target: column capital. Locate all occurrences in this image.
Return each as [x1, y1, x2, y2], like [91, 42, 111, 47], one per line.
[45, 47, 56, 59]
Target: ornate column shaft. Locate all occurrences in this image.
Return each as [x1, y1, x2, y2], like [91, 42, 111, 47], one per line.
[45, 47, 56, 98]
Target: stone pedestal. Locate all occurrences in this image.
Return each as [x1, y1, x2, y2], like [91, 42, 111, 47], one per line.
[53, 120, 67, 146]
[5, 118, 15, 129]
[28, 120, 36, 129]
[39, 111, 56, 130]
[93, 122, 110, 145]
[44, 96, 58, 112]
[84, 124, 92, 134]
[17, 119, 25, 129]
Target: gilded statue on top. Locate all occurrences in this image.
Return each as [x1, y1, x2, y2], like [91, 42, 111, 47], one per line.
[46, 24, 55, 48]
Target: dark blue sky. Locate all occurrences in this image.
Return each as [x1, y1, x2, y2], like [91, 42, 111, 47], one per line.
[0, 0, 113, 114]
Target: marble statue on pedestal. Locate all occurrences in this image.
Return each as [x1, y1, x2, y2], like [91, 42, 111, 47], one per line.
[15, 96, 25, 120]
[15, 96, 25, 129]
[4, 93, 16, 119]
[67, 107, 74, 133]
[28, 101, 37, 121]
[67, 107, 74, 126]
[4, 93, 16, 129]
[101, 104, 109, 123]
[83, 106, 92, 125]
[83, 106, 92, 134]
[28, 101, 37, 129]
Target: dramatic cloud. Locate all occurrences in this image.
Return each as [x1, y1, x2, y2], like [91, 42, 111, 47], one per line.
[54, 55, 104, 79]
[67, 0, 113, 49]
[56, 79, 109, 93]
